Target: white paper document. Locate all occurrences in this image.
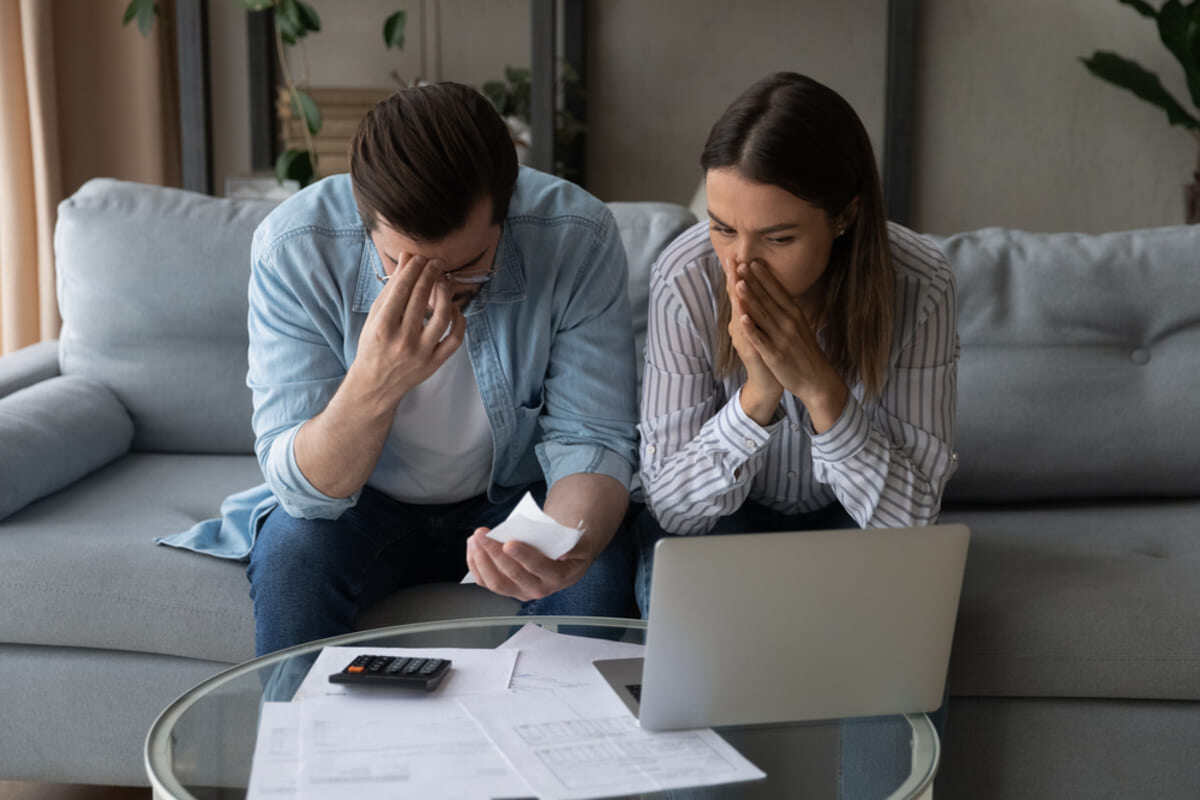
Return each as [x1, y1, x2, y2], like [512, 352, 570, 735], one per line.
[500, 623, 647, 692]
[460, 686, 766, 800]
[248, 632, 765, 800]
[296, 693, 531, 800]
[246, 702, 300, 799]
[462, 492, 583, 583]
[290, 646, 519, 702]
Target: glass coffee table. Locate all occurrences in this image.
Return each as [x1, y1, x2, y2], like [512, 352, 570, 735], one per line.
[145, 617, 937, 799]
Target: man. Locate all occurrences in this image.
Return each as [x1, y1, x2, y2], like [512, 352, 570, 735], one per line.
[163, 83, 638, 656]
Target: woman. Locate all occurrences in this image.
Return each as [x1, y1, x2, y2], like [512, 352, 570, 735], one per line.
[637, 72, 959, 611]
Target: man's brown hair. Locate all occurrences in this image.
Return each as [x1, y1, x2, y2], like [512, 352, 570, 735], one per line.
[350, 82, 518, 241]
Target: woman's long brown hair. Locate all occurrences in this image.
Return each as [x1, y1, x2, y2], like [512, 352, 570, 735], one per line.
[704, 73, 894, 399]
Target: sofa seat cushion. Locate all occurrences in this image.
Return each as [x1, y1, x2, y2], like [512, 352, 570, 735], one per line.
[0, 453, 523, 665]
[0, 454, 264, 663]
[941, 501, 1200, 701]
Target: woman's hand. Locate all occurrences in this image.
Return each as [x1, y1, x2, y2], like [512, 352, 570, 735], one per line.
[724, 258, 783, 426]
[734, 260, 849, 433]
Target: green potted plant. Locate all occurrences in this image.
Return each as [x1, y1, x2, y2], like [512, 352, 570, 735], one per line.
[1081, 0, 1200, 223]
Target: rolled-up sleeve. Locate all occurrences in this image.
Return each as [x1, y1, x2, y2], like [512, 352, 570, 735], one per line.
[810, 249, 959, 528]
[534, 210, 639, 491]
[247, 232, 357, 520]
[640, 222, 958, 534]
[638, 244, 785, 535]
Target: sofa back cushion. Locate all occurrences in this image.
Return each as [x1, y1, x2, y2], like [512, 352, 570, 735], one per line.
[938, 225, 1200, 502]
[607, 202, 698, 380]
[55, 179, 694, 455]
[55, 179, 276, 453]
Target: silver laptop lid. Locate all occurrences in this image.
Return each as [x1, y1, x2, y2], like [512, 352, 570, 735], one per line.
[638, 524, 969, 731]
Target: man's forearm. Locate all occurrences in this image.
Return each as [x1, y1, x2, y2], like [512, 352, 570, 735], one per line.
[543, 472, 630, 556]
[293, 366, 397, 499]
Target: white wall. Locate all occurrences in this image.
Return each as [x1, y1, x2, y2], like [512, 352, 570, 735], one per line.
[585, 0, 887, 205]
[914, 0, 1198, 233]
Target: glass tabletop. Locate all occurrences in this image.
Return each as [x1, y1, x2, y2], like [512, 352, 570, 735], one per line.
[145, 616, 937, 800]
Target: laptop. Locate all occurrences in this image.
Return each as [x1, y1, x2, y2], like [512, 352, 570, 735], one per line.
[594, 524, 969, 731]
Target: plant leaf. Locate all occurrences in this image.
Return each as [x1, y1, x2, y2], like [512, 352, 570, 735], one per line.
[289, 88, 322, 135]
[276, 149, 315, 187]
[296, 0, 321, 33]
[513, 78, 530, 121]
[122, 0, 157, 36]
[1156, 1, 1200, 107]
[1190, 2, 1200, 57]
[481, 80, 510, 114]
[1081, 51, 1200, 128]
[1118, 0, 1160, 18]
[505, 66, 531, 86]
[384, 11, 407, 49]
[276, 0, 308, 42]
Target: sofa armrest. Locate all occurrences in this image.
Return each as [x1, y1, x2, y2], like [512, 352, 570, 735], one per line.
[0, 375, 133, 521]
[0, 340, 60, 399]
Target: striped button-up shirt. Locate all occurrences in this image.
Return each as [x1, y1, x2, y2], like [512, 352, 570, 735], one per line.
[638, 220, 959, 535]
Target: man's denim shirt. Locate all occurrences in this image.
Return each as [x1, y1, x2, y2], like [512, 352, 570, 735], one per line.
[160, 167, 638, 560]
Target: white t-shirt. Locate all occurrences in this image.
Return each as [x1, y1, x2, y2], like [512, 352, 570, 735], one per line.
[367, 342, 494, 504]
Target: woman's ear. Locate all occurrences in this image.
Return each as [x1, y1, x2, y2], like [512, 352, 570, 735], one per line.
[842, 197, 861, 227]
[833, 197, 861, 237]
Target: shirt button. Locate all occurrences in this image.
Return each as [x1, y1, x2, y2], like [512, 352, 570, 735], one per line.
[646, 445, 656, 455]
[787, 470, 798, 479]
[744, 438, 756, 449]
[951, 451, 959, 462]
[790, 423, 801, 432]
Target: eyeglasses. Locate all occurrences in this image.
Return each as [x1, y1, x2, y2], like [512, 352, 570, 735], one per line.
[374, 260, 495, 286]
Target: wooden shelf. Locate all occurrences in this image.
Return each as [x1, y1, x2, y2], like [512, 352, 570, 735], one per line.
[276, 87, 393, 177]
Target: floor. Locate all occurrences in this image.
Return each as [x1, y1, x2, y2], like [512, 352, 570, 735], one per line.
[0, 785, 149, 800]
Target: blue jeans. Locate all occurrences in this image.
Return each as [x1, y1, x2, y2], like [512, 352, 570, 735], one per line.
[247, 484, 635, 657]
[631, 500, 948, 798]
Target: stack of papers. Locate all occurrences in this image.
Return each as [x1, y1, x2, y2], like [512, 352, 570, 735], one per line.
[246, 625, 765, 799]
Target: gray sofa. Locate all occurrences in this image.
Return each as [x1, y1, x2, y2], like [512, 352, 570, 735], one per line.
[0, 179, 1196, 798]
[932, 224, 1200, 798]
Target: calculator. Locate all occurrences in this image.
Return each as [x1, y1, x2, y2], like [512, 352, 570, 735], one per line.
[328, 654, 452, 691]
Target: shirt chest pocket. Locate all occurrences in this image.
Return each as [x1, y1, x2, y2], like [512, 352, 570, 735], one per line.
[513, 386, 545, 439]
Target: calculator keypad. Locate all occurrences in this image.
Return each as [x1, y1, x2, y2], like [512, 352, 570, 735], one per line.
[330, 654, 451, 691]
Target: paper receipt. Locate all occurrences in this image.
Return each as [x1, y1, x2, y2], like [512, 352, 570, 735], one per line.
[462, 491, 582, 584]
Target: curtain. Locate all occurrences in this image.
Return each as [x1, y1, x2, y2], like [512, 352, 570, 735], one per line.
[0, 0, 180, 356]
[0, 0, 59, 354]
